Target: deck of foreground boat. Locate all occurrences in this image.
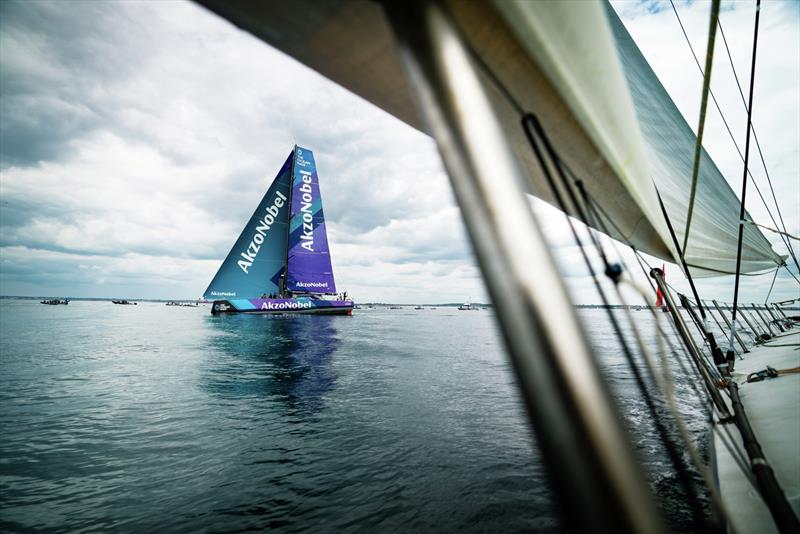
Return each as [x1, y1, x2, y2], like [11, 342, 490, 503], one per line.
[714, 330, 800, 533]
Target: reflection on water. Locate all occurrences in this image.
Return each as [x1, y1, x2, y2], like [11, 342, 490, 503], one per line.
[203, 314, 339, 412]
[0, 302, 709, 532]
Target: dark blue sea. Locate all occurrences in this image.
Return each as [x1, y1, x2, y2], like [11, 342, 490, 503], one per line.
[0, 300, 710, 532]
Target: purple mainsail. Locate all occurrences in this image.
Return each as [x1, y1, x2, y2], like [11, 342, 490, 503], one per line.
[286, 146, 337, 294]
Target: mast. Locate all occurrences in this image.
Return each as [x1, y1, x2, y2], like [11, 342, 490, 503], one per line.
[729, 0, 761, 357]
[281, 144, 297, 298]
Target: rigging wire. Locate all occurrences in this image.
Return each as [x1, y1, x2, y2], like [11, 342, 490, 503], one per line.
[677, 0, 721, 260]
[668, 0, 800, 274]
[453, 10, 765, 528]
[730, 0, 762, 358]
[783, 263, 800, 285]
[576, 187, 714, 407]
[522, 113, 711, 529]
[586, 193, 756, 503]
[764, 264, 780, 305]
[746, 221, 800, 241]
[655, 189, 731, 374]
[717, 20, 798, 262]
[570, 171, 726, 395]
[615, 280, 738, 532]
[584, 192, 725, 383]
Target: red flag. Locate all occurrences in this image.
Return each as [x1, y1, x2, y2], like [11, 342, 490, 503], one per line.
[655, 264, 665, 307]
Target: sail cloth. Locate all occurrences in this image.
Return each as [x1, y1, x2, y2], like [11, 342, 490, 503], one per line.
[602, 4, 783, 275]
[202, 153, 292, 300]
[196, 0, 782, 276]
[286, 146, 337, 294]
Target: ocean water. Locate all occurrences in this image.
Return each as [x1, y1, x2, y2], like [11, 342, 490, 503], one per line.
[0, 300, 710, 532]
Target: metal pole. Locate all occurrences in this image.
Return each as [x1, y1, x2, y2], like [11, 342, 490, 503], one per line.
[651, 269, 730, 413]
[703, 300, 729, 342]
[735, 305, 764, 343]
[712, 300, 748, 354]
[681, 296, 714, 349]
[773, 303, 788, 319]
[381, 2, 662, 532]
[764, 303, 784, 328]
[751, 304, 777, 335]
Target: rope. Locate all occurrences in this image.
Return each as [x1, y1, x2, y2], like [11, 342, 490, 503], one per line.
[784, 264, 800, 286]
[673, 0, 721, 259]
[764, 265, 779, 305]
[730, 0, 762, 331]
[616, 279, 736, 531]
[747, 366, 800, 383]
[746, 221, 800, 241]
[583, 192, 725, 381]
[579, 189, 715, 407]
[521, 113, 709, 529]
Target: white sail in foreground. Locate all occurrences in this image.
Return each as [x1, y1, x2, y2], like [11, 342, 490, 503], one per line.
[197, 0, 782, 276]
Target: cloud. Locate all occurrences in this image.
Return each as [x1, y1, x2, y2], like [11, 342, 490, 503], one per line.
[0, 0, 796, 305]
[0, 0, 484, 302]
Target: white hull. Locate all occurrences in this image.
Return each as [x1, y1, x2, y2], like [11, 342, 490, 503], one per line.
[714, 330, 800, 532]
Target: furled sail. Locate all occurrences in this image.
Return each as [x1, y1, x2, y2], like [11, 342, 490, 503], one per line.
[197, 0, 783, 276]
[203, 153, 292, 300]
[286, 146, 337, 294]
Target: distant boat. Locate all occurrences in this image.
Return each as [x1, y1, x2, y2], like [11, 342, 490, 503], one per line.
[458, 299, 476, 311]
[414, 306, 423, 310]
[203, 146, 353, 316]
[40, 299, 68, 305]
[166, 301, 198, 307]
[112, 300, 137, 305]
[389, 306, 402, 310]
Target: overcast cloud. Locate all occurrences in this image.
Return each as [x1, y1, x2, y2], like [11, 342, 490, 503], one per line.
[0, 0, 797, 304]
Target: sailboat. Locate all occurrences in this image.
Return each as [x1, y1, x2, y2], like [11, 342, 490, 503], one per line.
[197, 1, 797, 531]
[40, 298, 69, 305]
[204, 146, 353, 316]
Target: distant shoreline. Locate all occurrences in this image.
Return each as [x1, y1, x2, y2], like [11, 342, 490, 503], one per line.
[2, 296, 796, 310]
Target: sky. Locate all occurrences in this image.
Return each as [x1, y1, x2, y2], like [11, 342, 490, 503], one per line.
[0, 0, 797, 305]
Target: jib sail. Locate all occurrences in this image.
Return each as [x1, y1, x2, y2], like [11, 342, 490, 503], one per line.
[203, 152, 292, 300]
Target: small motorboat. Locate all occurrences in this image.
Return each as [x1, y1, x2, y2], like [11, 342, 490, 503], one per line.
[40, 299, 69, 305]
[112, 300, 137, 305]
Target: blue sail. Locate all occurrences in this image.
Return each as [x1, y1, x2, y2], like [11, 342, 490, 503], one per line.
[286, 146, 337, 294]
[203, 152, 293, 300]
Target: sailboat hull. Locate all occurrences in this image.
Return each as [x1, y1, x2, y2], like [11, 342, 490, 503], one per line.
[210, 298, 353, 316]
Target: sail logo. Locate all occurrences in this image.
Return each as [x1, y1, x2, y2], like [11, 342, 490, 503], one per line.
[298, 171, 315, 252]
[260, 300, 313, 311]
[296, 281, 328, 288]
[238, 190, 288, 274]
